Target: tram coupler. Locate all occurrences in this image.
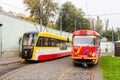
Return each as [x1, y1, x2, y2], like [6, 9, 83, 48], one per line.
[82, 62, 88, 68]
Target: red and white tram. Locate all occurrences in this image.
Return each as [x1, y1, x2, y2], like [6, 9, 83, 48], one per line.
[72, 30, 100, 66]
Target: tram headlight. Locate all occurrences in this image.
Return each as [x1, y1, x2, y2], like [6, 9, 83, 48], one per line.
[92, 53, 95, 57]
[89, 52, 96, 57]
[74, 52, 77, 56]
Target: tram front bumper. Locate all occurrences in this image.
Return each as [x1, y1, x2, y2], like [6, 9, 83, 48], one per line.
[22, 49, 33, 59]
[72, 55, 98, 60]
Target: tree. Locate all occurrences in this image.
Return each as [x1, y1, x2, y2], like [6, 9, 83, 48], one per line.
[46, 22, 56, 28]
[105, 19, 109, 31]
[0, 6, 4, 12]
[95, 16, 103, 35]
[26, 16, 36, 22]
[102, 29, 118, 41]
[55, 2, 90, 32]
[23, 0, 58, 26]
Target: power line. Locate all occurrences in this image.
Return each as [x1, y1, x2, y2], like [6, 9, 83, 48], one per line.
[85, 12, 120, 16]
[1, 1, 120, 17]
[85, 0, 89, 17]
[0, 1, 26, 12]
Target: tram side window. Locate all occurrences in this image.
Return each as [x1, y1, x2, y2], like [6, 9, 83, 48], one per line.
[44, 38, 49, 46]
[36, 37, 57, 47]
[30, 34, 37, 46]
[36, 37, 41, 47]
[44, 38, 57, 47]
[36, 37, 45, 46]
[60, 41, 67, 50]
[67, 42, 72, 47]
[94, 38, 100, 46]
[36, 37, 70, 48]
[50, 39, 57, 46]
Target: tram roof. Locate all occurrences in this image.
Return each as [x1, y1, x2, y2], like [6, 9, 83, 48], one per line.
[24, 31, 38, 35]
[38, 32, 67, 40]
[72, 30, 100, 37]
[23, 32, 72, 42]
[38, 32, 68, 41]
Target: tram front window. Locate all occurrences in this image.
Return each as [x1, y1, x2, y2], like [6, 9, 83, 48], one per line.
[23, 34, 37, 47]
[73, 36, 94, 46]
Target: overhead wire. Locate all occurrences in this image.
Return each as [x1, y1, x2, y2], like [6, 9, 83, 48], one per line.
[1, 1, 120, 17]
[0, 1, 26, 12]
[85, 0, 89, 17]
[85, 12, 120, 16]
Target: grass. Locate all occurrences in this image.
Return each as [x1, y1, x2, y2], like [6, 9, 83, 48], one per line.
[100, 56, 120, 80]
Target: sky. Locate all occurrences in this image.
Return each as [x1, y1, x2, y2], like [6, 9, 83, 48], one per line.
[0, 0, 120, 29]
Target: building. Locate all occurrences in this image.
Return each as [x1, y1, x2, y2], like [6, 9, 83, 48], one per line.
[0, 12, 72, 58]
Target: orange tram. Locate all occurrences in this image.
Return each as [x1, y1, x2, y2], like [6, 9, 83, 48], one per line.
[72, 30, 100, 67]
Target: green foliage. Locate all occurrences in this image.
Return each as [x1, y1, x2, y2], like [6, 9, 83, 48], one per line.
[94, 16, 119, 41]
[101, 56, 120, 80]
[23, 0, 58, 26]
[55, 2, 90, 32]
[105, 19, 109, 31]
[95, 16, 103, 35]
[46, 22, 56, 28]
[102, 30, 118, 41]
[0, 6, 4, 12]
[26, 16, 36, 22]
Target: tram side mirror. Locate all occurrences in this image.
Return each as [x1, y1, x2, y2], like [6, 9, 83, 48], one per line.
[67, 38, 69, 42]
[0, 23, 3, 26]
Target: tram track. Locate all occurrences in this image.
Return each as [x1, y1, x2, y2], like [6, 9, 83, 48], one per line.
[57, 63, 101, 80]
[0, 57, 103, 80]
[90, 66, 95, 80]
[0, 62, 29, 76]
[57, 67, 73, 80]
[89, 63, 101, 80]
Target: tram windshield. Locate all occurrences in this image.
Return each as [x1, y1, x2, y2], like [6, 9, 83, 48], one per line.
[73, 36, 95, 46]
[23, 34, 37, 46]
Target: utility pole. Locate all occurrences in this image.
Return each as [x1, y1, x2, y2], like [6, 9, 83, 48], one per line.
[117, 28, 120, 40]
[60, 15, 62, 35]
[92, 19, 95, 31]
[0, 23, 2, 58]
[79, 20, 81, 30]
[112, 27, 114, 43]
[60, 9, 62, 36]
[74, 19, 76, 31]
[112, 27, 114, 53]
[88, 18, 95, 31]
[39, 0, 43, 32]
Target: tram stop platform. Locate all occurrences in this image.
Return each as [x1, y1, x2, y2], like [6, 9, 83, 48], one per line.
[0, 57, 20, 65]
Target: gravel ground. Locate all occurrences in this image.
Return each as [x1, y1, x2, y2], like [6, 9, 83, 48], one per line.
[0, 56, 103, 80]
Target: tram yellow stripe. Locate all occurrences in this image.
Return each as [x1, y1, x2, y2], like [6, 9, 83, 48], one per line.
[77, 46, 82, 54]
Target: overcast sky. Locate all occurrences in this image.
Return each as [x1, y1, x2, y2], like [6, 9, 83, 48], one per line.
[0, 0, 120, 29]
